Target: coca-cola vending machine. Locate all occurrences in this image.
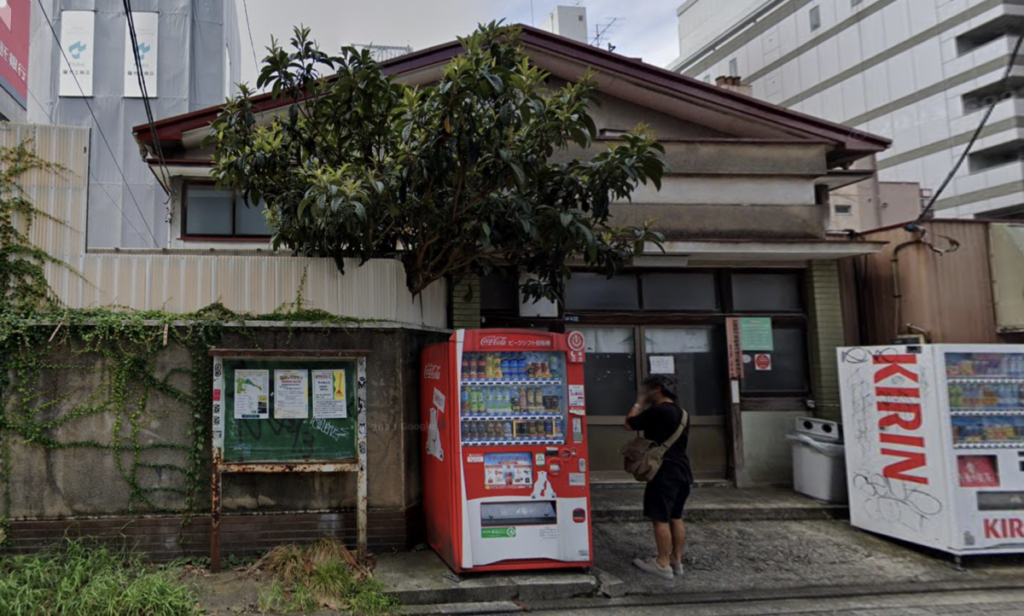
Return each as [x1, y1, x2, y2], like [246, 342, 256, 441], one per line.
[420, 329, 592, 572]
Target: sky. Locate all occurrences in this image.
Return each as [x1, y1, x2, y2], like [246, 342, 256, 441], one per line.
[234, 0, 682, 87]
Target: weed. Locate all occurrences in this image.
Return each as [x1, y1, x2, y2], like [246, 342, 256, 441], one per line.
[0, 538, 199, 616]
[254, 536, 400, 615]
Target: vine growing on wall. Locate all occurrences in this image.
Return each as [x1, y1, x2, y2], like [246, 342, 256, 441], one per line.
[0, 144, 371, 549]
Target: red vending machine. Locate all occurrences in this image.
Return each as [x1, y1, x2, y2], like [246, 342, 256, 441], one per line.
[420, 329, 592, 573]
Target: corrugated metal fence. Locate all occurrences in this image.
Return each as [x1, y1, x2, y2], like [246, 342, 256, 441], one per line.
[6, 123, 447, 328]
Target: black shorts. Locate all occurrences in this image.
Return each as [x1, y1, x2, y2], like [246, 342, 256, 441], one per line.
[643, 462, 692, 522]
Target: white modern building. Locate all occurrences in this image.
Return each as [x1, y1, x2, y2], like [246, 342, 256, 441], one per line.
[26, 0, 241, 249]
[672, 0, 1024, 221]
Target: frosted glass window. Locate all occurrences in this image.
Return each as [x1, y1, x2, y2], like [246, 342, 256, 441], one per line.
[235, 199, 272, 235]
[185, 186, 232, 235]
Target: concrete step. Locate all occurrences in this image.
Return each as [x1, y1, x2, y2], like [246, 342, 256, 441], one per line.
[590, 485, 848, 523]
[374, 551, 597, 606]
[404, 600, 523, 615]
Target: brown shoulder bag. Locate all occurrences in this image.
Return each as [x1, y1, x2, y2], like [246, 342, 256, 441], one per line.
[618, 408, 688, 482]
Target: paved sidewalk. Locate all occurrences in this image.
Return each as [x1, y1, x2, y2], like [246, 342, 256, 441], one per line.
[590, 485, 848, 523]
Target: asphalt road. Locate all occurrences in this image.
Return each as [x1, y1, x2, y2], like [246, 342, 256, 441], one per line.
[528, 587, 1024, 615]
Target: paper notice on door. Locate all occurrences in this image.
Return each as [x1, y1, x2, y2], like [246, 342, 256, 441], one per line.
[649, 355, 675, 374]
[274, 369, 309, 419]
[234, 370, 269, 419]
[311, 369, 347, 419]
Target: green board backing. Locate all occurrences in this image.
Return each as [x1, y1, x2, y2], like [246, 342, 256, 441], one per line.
[222, 358, 358, 462]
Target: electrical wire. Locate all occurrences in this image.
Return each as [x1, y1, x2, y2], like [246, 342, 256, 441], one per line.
[916, 34, 1024, 222]
[122, 1, 174, 200]
[242, 0, 259, 75]
[35, 0, 159, 247]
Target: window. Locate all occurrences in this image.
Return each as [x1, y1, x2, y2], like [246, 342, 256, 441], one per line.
[851, 0, 862, 6]
[703, 74, 711, 83]
[480, 272, 519, 313]
[568, 327, 636, 416]
[741, 327, 810, 393]
[565, 273, 639, 310]
[834, 204, 852, 215]
[728, 58, 738, 76]
[641, 273, 719, 311]
[182, 183, 273, 238]
[809, 6, 821, 31]
[731, 272, 802, 312]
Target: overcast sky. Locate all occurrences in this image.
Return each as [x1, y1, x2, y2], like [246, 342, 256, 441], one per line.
[234, 1, 682, 87]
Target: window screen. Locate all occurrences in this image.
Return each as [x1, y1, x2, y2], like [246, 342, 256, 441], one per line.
[741, 327, 809, 393]
[185, 186, 233, 235]
[642, 273, 719, 311]
[731, 272, 802, 312]
[565, 273, 639, 310]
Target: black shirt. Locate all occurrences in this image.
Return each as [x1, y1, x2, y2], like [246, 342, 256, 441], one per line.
[627, 402, 692, 476]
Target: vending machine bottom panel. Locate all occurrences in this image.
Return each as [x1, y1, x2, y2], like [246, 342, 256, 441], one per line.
[466, 496, 590, 568]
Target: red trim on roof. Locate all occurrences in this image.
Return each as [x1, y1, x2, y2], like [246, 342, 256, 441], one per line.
[134, 25, 889, 158]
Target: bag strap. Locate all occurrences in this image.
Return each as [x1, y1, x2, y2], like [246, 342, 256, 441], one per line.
[661, 408, 689, 450]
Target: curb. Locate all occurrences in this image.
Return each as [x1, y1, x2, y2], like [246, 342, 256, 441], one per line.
[521, 577, 1024, 612]
[391, 573, 597, 606]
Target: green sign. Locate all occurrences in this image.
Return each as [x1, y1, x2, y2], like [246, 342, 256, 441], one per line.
[482, 527, 517, 539]
[739, 317, 773, 351]
[221, 358, 358, 463]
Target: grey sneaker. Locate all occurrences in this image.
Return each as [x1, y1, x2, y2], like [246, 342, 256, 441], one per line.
[633, 557, 673, 580]
[671, 562, 684, 576]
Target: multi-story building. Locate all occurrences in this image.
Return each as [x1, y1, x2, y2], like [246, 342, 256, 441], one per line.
[26, 0, 241, 248]
[672, 0, 1024, 221]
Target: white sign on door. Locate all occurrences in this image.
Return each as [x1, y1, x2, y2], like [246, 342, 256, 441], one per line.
[124, 12, 159, 98]
[60, 11, 95, 97]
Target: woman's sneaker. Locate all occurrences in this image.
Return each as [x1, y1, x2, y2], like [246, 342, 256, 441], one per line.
[671, 562, 684, 576]
[632, 557, 673, 580]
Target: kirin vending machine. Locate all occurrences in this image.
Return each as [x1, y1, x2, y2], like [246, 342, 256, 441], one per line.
[838, 344, 1024, 556]
[420, 329, 592, 572]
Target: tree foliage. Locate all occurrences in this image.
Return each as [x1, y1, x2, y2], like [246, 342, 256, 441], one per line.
[209, 22, 666, 301]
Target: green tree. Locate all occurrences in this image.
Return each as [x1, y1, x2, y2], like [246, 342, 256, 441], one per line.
[209, 23, 666, 301]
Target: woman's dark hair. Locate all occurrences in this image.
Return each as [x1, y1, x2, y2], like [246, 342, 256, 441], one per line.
[642, 374, 679, 402]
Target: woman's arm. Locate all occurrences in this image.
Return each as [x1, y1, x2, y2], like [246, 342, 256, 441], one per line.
[624, 395, 645, 431]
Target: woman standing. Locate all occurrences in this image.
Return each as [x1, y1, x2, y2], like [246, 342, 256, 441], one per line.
[624, 375, 692, 580]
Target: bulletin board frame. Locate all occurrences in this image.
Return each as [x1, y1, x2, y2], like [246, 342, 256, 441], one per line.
[208, 349, 370, 571]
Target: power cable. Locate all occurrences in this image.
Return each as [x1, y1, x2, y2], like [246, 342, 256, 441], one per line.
[242, 0, 259, 75]
[916, 34, 1024, 222]
[35, 0, 159, 247]
[122, 1, 174, 201]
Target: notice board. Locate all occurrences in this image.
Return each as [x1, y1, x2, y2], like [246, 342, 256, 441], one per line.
[213, 355, 363, 463]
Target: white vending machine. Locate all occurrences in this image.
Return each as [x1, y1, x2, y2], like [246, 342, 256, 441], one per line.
[838, 344, 1024, 556]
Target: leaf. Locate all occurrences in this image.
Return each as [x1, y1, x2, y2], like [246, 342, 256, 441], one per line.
[559, 212, 573, 227]
[445, 116, 452, 134]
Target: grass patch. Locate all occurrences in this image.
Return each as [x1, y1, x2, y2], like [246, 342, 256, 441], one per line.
[0, 538, 199, 616]
[254, 537, 400, 615]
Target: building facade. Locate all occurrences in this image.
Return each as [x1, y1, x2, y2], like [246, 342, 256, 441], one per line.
[26, 0, 241, 249]
[672, 0, 1024, 221]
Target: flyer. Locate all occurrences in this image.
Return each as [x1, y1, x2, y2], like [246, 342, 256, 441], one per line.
[312, 369, 347, 419]
[234, 370, 269, 419]
[274, 369, 309, 419]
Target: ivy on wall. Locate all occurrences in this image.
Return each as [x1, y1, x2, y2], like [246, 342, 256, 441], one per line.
[0, 144, 370, 548]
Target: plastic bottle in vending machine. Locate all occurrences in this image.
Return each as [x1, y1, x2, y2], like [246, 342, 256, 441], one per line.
[501, 355, 510, 379]
[461, 388, 470, 413]
[461, 355, 470, 381]
[518, 386, 528, 412]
